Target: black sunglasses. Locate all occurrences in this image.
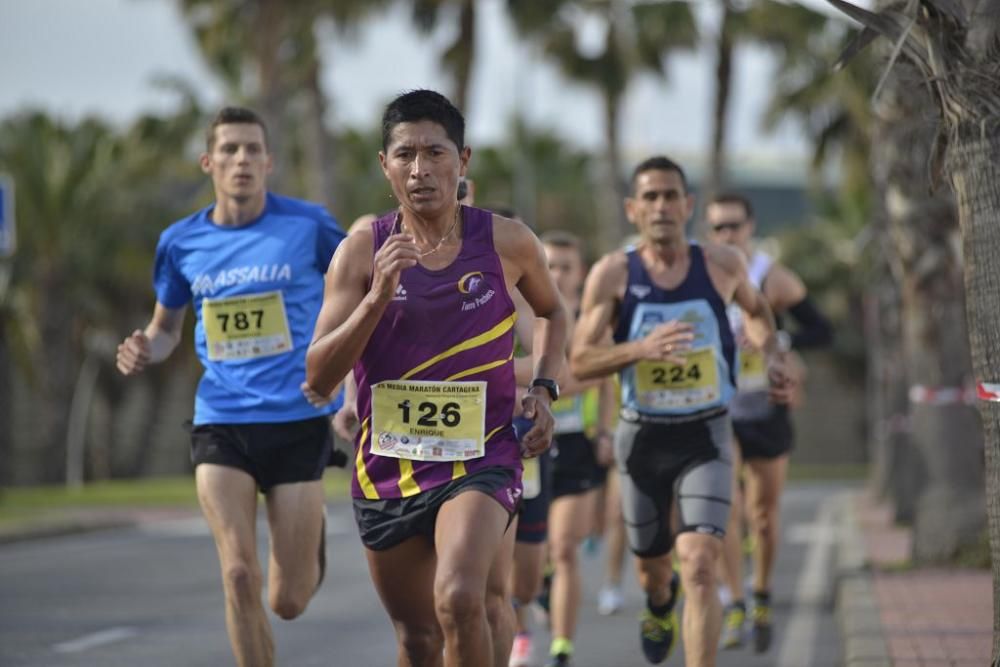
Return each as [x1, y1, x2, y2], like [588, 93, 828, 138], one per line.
[710, 221, 746, 233]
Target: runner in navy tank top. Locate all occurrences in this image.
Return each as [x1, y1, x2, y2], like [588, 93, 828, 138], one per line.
[306, 90, 568, 667]
[569, 156, 793, 667]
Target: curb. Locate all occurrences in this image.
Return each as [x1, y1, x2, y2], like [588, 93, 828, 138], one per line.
[0, 516, 136, 545]
[832, 491, 892, 667]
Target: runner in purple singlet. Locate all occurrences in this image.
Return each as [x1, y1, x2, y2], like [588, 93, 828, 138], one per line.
[306, 89, 568, 667]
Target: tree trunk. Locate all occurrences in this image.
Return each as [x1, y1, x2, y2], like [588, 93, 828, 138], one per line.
[452, 0, 476, 115]
[602, 92, 629, 242]
[705, 2, 734, 215]
[302, 46, 337, 212]
[254, 0, 287, 191]
[38, 272, 77, 483]
[0, 312, 11, 488]
[948, 119, 1000, 661]
[871, 34, 983, 557]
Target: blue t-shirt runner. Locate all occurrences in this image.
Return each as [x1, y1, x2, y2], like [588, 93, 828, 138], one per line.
[154, 192, 346, 423]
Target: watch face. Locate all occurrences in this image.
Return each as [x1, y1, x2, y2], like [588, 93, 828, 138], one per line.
[532, 379, 559, 400]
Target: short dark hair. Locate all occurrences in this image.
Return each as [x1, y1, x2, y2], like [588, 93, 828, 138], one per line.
[630, 156, 689, 195]
[206, 106, 269, 152]
[709, 193, 754, 219]
[381, 89, 465, 153]
[540, 230, 584, 255]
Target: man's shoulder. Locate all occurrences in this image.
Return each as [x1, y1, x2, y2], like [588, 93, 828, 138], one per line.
[595, 248, 629, 274]
[700, 241, 745, 274]
[159, 207, 209, 246]
[266, 192, 331, 222]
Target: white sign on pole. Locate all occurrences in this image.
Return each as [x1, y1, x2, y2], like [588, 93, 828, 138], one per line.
[0, 174, 15, 257]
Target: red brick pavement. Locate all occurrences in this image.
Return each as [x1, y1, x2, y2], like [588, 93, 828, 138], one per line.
[856, 495, 992, 666]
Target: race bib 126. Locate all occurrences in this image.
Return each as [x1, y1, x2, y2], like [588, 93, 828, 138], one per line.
[371, 380, 486, 462]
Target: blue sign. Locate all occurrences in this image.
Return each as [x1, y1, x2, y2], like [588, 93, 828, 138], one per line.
[0, 174, 14, 257]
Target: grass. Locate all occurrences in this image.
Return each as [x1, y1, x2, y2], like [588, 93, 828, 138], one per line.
[0, 469, 353, 530]
[0, 461, 867, 532]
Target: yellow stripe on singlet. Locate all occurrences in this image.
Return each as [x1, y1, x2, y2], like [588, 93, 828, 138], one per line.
[444, 351, 514, 381]
[484, 424, 505, 443]
[356, 418, 379, 500]
[452, 460, 467, 480]
[400, 313, 517, 380]
[397, 459, 421, 497]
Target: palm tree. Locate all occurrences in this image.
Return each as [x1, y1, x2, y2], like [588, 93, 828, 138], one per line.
[704, 0, 829, 203]
[507, 0, 698, 240]
[0, 97, 204, 484]
[410, 0, 478, 114]
[178, 0, 392, 205]
[828, 0, 1000, 656]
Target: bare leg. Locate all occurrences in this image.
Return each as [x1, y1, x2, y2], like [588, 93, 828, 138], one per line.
[196, 464, 273, 667]
[548, 490, 598, 650]
[720, 444, 745, 602]
[365, 537, 444, 667]
[744, 455, 789, 594]
[434, 490, 511, 667]
[675, 532, 724, 667]
[486, 520, 517, 666]
[265, 479, 325, 619]
[603, 471, 627, 589]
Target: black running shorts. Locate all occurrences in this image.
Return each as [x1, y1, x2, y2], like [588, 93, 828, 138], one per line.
[733, 406, 793, 460]
[189, 417, 331, 493]
[551, 431, 607, 498]
[353, 467, 520, 551]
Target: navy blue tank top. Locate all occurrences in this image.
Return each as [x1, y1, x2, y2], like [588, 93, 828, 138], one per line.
[614, 244, 736, 417]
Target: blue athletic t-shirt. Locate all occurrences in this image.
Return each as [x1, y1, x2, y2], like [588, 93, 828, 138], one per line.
[153, 192, 346, 424]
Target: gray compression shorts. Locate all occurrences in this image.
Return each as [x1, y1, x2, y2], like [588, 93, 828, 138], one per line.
[614, 411, 733, 558]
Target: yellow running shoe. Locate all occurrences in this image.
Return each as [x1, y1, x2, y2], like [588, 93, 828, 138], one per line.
[751, 600, 772, 653]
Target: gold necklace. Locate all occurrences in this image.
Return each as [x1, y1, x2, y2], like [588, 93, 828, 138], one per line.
[399, 206, 462, 258]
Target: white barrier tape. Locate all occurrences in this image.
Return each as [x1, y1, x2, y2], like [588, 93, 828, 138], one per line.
[909, 385, 977, 406]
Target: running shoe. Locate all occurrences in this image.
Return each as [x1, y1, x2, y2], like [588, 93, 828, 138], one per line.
[547, 637, 574, 666]
[547, 653, 572, 666]
[597, 585, 624, 616]
[720, 604, 745, 649]
[751, 601, 772, 653]
[509, 632, 535, 667]
[639, 607, 677, 664]
[638, 572, 680, 664]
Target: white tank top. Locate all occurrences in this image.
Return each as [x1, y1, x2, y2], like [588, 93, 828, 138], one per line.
[729, 250, 776, 420]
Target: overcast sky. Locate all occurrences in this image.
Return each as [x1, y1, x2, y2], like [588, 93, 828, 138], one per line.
[0, 0, 864, 169]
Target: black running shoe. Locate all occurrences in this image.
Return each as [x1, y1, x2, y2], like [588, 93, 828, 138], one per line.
[751, 600, 772, 653]
[547, 652, 572, 666]
[639, 572, 680, 664]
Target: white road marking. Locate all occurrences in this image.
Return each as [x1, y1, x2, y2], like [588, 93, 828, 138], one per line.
[786, 521, 839, 545]
[52, 626, 138, 653]
[776, 493, 840, 667]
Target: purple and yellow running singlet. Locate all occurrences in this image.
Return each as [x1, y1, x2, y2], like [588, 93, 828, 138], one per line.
[351, 205, 522, 501]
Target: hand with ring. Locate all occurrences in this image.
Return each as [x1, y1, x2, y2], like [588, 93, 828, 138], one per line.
[640, 320, 694, 364]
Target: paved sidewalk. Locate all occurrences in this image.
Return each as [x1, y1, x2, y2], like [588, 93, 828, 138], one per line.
[837, 493, 992, 667]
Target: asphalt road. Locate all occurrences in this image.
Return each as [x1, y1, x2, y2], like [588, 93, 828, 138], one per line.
[0, 481, 848, 667]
